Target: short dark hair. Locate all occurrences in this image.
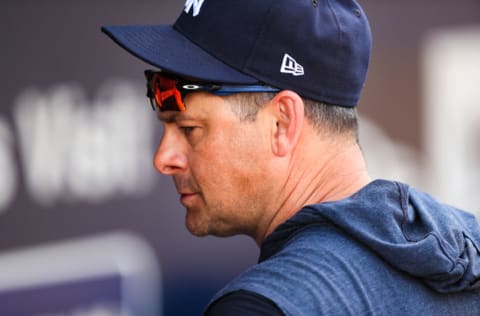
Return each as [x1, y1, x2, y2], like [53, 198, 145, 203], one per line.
[226, 93, 359, 142]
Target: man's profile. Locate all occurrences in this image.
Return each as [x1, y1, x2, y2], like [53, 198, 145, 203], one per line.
[102, 0, 480, 314]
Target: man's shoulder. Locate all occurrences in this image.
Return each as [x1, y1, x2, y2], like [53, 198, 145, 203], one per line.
[209, 223, 395, 314]
[208, 222, 480, 315]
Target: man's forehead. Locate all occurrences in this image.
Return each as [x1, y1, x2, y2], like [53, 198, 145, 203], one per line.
[157, 103, 217, 123]
[158, 92, 230, 122]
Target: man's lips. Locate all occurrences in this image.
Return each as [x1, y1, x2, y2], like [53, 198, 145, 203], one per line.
[174, 178, 199, 205]
[179, 192, 198, 205]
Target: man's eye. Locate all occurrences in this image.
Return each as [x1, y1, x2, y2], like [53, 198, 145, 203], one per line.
[180, 126, 195, 136]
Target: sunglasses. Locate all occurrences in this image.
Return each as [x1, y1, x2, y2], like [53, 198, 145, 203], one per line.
[144, 70, 280, 112]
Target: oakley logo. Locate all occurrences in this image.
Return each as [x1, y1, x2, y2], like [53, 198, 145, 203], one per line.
[184, 0, 206, 17]
[182, 84, 202, 90]
[280, 53, 305, 76]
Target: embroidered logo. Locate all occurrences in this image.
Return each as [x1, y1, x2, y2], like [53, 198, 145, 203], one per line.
[280, 53, 305, 76]
[184, 0, 206, 17]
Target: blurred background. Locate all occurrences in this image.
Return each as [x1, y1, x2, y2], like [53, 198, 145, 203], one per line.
[1, 0, 479, 315]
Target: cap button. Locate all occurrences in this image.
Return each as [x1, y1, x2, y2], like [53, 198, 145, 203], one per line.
[312, 0, 319, 8]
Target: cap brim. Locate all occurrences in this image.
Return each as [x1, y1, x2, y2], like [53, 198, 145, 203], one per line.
[101, 25, 258, 84]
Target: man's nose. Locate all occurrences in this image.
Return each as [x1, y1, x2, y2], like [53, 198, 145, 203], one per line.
[153, 132, 187, 175]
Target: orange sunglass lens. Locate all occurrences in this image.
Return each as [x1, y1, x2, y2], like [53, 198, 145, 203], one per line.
[153, 76, 186, 111]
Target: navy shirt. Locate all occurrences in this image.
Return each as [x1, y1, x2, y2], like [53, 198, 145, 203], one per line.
[206, 290, 284, 315]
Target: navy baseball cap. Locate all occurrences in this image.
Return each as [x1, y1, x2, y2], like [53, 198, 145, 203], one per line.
[102, 0, 371, 107]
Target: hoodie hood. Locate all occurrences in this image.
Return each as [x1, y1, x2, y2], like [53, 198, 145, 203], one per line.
[262, 180, 480, 293]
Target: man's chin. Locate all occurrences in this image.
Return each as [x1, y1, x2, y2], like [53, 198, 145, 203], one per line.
[185, 215, 210, 237]
[185, 219, 236, 238]
[186, 226, 209, 237]
[184, 210, 244, 238]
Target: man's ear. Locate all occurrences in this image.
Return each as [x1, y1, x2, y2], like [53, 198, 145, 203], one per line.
[269, 90, 305, 157]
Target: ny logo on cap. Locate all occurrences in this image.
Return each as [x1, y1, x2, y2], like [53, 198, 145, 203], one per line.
[184, 0, 206, 17]
[280, 54, 305, 76]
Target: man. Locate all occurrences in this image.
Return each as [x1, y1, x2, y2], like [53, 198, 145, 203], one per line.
[102, 0, 480, 314]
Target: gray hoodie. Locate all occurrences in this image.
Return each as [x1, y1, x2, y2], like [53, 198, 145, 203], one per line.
[209, 180, 480, 315]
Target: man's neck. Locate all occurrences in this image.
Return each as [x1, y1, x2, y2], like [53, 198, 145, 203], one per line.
[257, 140, 371, 245]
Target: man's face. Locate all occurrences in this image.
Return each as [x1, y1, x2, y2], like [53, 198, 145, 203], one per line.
[154, 92, 275, 238]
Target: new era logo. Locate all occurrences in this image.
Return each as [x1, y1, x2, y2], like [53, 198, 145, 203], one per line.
[184, 0, 206, 17]
[280, 54, 305, 76]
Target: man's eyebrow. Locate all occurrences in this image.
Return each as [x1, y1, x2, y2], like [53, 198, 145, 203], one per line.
[157, 112, 201, 123]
